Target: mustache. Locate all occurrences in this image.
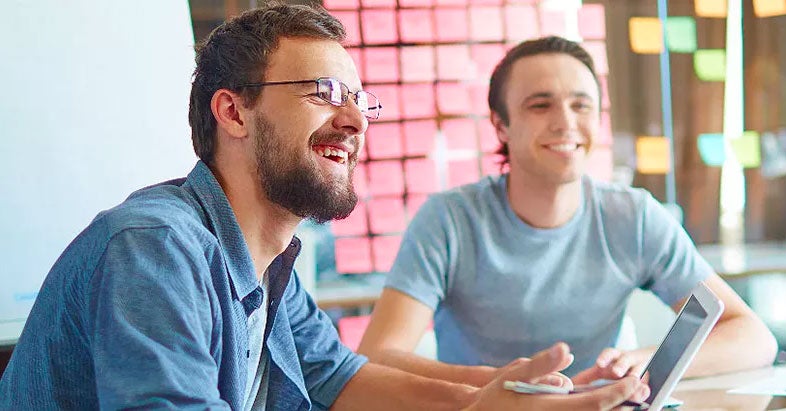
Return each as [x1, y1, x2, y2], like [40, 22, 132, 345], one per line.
[309, 132, 360, 156]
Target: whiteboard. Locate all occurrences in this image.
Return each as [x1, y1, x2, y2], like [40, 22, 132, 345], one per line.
[0, 0, 197, 345]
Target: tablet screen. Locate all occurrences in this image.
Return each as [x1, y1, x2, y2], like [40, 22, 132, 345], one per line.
[643, 295, 707, 403]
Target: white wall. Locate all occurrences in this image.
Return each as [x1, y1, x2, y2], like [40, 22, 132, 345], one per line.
[0, 0, 197, 344]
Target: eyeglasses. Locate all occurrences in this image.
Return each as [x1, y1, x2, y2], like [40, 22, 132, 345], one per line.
[238, 77, 382, 120]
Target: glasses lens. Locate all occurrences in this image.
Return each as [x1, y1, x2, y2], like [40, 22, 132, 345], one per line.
[358, 91, 381, 119]
[316, 78, 345, 105]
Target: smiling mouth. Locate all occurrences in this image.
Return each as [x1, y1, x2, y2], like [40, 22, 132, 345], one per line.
[544, 143, 583, 152]
[313, 145, 349, 164]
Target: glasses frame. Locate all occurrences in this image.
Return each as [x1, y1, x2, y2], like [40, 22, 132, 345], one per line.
[238, 77, 382, 120]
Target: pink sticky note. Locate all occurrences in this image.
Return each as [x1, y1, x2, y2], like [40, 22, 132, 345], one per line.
[400, 46, 435, 83]
[441, 118, 478, 151]
[368, 197, 407, 234]
[363, 47, 399, 83]
[404, 158, 439, 194]
[362, 0, 396, 8]
[401, 84, 436, 119]
[477, 121, 499, 153]
[337, 315, 370, 351]
[372, 235, 403, 272]
[373, 85, 401, 120]
[469, 6, 504, 41]
[331, 201, 369, 236]
[437, 0, 466, 6]
[598, 75, 610, 109]
[361, 10, 399, 45]
[324, 0, 359, 10]
[335, 237, 373, 274]
[598, 111, 612, 146]
[437, 45, 474, 80]
[406, 194, 429, 220]
[435, 9, 469, 42]
[351, 162, 369, 199]
[399, 9, 435, 43]
[366, 122, 403, 159]
[586, 146, 613, 182]
[471, 44, 506, 80]
[367, 160, 405, 196]
[505, 5, 539, 41]
[448, 159, 480, 188]
[437, 83, 472, 115]
[333, 12, 361, 46]
[399, 0, 432, 7]
[469, 82, 491, 116]
[403, 120, 439, 156]
[583, 41, 609, 75]
[578, 4, 606, 40]
[481, 154, 505, 176]
[539, 9, 567, 37]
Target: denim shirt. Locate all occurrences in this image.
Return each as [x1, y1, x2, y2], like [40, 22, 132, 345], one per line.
[0, 161, 366, 410]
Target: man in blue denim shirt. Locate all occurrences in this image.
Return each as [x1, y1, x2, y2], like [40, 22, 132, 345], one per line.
[0, 4, 649, 410]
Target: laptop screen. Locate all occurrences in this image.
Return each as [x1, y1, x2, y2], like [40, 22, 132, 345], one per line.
[643, 295, 708, 403]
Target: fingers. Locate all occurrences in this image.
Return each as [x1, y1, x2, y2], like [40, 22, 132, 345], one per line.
[500, 342, 574, 383]
[583, 375, 648, 410]
[532, 372, 574, 390]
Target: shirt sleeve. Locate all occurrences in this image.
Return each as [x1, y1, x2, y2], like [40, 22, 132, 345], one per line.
[284, 269, 367, 411]
[87, 227, 230, 410]
[384, 194, 454, 310]
[639, 193, 714, 306]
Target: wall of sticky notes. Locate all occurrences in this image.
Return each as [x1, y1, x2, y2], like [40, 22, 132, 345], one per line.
[326, 1, 613, 274]
[606, 0, 786, 244]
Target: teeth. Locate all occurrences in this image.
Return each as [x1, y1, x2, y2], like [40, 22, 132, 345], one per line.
[548, 143, 578, 152]
[313, 146, 349, 163]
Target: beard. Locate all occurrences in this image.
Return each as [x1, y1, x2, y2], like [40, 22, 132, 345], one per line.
[253, 113, 359, 224]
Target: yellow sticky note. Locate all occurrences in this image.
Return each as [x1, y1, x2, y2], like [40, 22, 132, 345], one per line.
[753, 0, 786, 17]
[731, 131, 761, 168]
[636, 136, 671, 174]
[695, 0, 728, 17]
[694, 49, 726, 81]
[629, 17, 663, 54]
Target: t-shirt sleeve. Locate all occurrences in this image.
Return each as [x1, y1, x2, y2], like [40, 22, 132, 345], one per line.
[639, 193, 714, 306]
[88, 227, 230, 410]
[384, 194, 454, 310]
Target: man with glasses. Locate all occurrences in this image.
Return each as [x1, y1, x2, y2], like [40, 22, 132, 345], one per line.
[0, 4, 648, 410]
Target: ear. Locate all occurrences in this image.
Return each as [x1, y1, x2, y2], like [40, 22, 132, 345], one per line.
[490, 111, 510, 144]
[211, 89, 251, 139]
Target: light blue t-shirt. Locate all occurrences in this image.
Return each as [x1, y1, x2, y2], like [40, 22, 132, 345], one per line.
[385, 174, 713, 376]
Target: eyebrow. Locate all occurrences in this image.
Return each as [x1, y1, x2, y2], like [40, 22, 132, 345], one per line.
[523, 91, 594, 103]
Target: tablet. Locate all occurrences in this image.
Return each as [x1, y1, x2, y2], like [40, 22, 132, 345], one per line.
[637, 282, 724, 410]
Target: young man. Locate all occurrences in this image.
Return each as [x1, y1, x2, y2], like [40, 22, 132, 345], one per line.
[0, 6, 648, 410]
[358, 36, 777, 386]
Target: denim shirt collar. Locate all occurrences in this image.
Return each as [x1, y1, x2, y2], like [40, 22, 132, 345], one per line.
[185, 161, 301, 302]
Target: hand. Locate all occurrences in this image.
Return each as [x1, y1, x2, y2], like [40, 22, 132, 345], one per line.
[466, 343, 650, 411]
[489, 355, 573, 390]
[573, 348, 653, 385]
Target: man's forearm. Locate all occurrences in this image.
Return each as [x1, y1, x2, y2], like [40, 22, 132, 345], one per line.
[366, 348, 497, 387]
[686, 313, 777, 377]
[331, 362, 478, 411]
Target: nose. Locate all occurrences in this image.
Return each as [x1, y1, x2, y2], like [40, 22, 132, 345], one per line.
[332, 99, 369, 137]
[549, 102, 577, 134]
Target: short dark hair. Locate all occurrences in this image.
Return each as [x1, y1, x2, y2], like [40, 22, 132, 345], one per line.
[487, 36, 600, 166]
[188, 3, 345, 165]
